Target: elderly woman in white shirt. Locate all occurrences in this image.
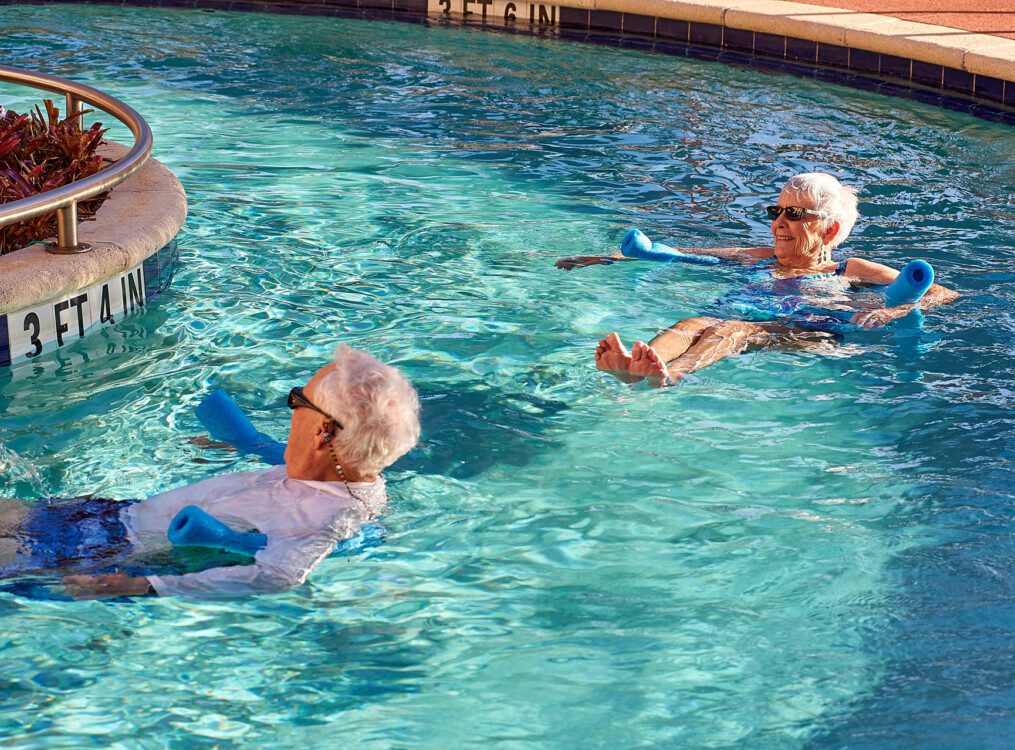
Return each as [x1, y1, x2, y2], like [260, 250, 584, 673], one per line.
[1, 345, 420, 599]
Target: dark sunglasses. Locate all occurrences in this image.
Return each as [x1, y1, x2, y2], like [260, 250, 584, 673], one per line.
[766, 205, 826, 221]
[288, 386, 344, 430]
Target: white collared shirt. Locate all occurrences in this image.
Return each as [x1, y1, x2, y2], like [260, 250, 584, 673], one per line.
[123, 465, 385, 598]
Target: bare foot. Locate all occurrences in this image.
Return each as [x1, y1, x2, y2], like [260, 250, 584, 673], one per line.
[594, 333, 642, 383]
[630, 341, 672, 386]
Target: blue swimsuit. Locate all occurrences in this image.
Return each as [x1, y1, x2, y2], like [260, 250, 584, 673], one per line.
[17, 497, 137, 572]
[705, 259, 853, 333]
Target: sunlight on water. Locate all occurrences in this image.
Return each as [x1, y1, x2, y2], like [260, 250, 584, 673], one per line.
[1, 5, 1014, 746]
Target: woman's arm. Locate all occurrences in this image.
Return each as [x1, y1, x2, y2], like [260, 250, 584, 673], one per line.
[554, 254, 638, 270]
[62, 573, 155, 598]
[61, 524, 338, 600]
[555, 246, 771, 271]
[844, 258, 960, 329]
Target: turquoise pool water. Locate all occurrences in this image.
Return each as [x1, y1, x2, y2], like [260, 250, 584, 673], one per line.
[1, 5, 1015, 746]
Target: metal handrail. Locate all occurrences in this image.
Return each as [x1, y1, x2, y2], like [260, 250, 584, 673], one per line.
[0, 65, 153, 254]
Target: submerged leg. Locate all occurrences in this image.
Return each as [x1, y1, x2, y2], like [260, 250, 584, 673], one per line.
[0, 501, 29, 570]
[754, 322, 842, 353]
[663, 320, 769, 382]
[0, 538, 21, 567]
[627, 317, 724, 384]
[0, 500, 28, 537]
[645, 317, 722, 362]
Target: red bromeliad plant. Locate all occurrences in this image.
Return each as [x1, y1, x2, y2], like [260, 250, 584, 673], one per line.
[0, 100, 109, 255]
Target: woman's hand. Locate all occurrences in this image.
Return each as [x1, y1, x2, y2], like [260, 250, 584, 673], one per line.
[62, 573, 153, 599]
[850, 305, 914, 329]
[555, 254, 626, 271]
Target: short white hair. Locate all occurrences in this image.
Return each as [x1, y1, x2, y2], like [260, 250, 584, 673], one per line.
[314, 345, 420, 476]
[782, 173, 860, 249]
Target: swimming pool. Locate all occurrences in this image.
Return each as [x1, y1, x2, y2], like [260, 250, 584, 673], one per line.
[1, 5, 1014, 745]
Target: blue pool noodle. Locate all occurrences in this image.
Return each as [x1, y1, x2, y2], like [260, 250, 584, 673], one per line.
[797, 259, 935, 326]
[620, 229, 721, 266]
[195, 389, 286, 465]
[168, 505, 267, 557]
[883, 260, 934, 307]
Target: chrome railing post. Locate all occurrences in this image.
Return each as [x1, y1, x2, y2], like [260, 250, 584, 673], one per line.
[65, 93, 83, 126]
[50, 201, 91, 254]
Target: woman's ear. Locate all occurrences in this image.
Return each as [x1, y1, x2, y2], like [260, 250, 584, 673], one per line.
[312, 421, 329, 450]
[822, 220, 840, 246]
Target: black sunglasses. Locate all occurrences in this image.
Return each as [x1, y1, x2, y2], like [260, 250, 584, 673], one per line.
[766, 205, 826, 222]
[288, 386, 344, 430]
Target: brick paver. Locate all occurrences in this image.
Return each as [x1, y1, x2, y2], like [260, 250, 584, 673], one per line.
[800, 1, 1015, 40]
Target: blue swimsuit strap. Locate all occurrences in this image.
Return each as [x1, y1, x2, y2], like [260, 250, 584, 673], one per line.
[764, 258, 851, 278]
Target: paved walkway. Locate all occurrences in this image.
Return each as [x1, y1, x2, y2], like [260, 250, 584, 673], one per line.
[800, 1, 1015, 40]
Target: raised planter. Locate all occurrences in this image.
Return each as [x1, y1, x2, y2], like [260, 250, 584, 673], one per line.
[0, 142, 186, 367]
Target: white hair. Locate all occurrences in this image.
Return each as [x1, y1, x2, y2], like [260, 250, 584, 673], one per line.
[782, 173, 860, 249]
[314, 345, 420, 476]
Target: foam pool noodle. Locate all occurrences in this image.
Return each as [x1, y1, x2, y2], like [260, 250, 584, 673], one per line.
[883, 260, 934, 307]
[168, 505, 267, 557]
[195, 389, 286, 465]
[620, 228, 721, 266]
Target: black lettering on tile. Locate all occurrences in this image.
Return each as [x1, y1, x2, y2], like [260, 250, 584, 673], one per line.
[23, 313, 41, 358]
[100, 284, 115, 324]
[128, 269, 144, 313]
[54, 300, 70, 346]
[69, 293, 88, 338]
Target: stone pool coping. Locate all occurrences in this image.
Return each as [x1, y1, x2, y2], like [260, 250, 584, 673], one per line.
[0, 142, 186, 316]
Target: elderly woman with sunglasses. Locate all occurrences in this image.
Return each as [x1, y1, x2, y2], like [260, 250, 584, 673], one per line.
[52, 345, 420, 599]
[556, 172, 958, 385]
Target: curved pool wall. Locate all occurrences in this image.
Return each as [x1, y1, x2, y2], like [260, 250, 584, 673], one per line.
[0, 143, 185, 367]
[10, 0, 1014, 124]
